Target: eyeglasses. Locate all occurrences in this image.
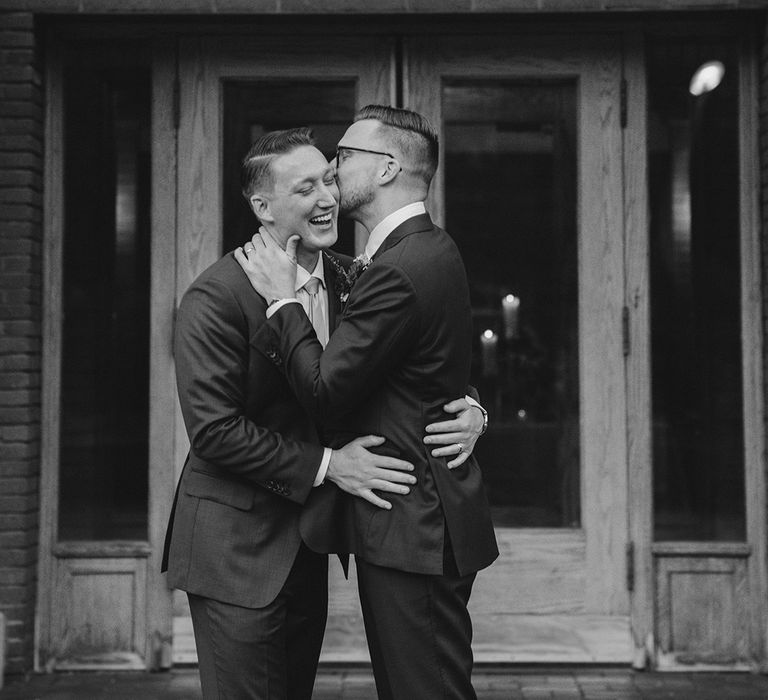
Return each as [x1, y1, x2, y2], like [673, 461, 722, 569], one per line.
[335, 145, 396, 167]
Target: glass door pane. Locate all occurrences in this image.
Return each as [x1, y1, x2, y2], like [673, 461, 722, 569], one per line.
[59, 65, 151, 541]
[648, 39, 745, 542]
[444, 80, 579, 529]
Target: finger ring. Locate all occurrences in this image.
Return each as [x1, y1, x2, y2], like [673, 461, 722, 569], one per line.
[244, 245, 254, 254]
[455, 442, 464, 453]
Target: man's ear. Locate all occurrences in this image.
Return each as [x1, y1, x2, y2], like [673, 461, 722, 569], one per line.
[249, 193, 274, 223]
[379, 158, 401, 186]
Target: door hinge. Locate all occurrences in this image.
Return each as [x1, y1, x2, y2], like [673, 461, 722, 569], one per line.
[626, 541, 635, 592]
[173, 76, 181, 131]
[622, 305, 630, 357]
[620, 78, 628, 129]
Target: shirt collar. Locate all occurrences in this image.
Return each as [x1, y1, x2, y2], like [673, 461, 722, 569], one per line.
[364, 201, 427, 259]
[294, 253, 326, 293]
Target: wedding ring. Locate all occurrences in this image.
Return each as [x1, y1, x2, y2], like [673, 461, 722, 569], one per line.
[244, 245, 254, 254]
[455, 442, 465, 453]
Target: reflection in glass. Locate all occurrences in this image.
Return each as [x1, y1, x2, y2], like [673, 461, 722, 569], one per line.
[59, 68, 151, 540]
[222, 81, 356, 256]
[649, 41, 745, 541]
[444, 80, 580, 528]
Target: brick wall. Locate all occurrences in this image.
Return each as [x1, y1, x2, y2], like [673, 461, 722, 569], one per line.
[0, 11, 42, 677]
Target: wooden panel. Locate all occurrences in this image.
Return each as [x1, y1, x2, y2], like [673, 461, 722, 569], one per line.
[739, 36, 768, 672]
[53, 558, 147, 670]
[623, 31, 653, 669]
[655, 555, 750, 668]
[473, 614, 631, 663]
[470, 531, 586, 615]
[320, 611, 632, 665]
[321, 559, 367, 663]
[578, 41, 627, 615]
[36, 35, 64, 673]
[146, 41, 178, 671]
[177, 36, 221, 296]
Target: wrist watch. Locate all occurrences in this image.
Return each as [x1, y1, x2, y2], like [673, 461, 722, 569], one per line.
[476, 404, 489, 435]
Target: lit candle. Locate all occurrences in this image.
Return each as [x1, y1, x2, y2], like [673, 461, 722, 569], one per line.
[501, 294, 520, 340]
[480, 329, 499, 376]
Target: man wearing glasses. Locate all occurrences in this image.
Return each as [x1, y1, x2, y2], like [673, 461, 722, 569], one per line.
[239, 105, 498, 700]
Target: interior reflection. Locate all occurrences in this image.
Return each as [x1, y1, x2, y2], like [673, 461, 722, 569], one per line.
[59, 68, 150, 540]
[444, 80, 580, 528]
[649, 40, 745, 542]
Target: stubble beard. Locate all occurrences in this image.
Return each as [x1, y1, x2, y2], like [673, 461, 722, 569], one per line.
[339, 179, 375, 218]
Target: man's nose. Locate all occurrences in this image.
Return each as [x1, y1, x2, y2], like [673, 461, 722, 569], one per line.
[318, 182, 338, 204]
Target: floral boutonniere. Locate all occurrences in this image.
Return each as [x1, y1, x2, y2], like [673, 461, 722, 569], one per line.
[324, 251, 371, 306]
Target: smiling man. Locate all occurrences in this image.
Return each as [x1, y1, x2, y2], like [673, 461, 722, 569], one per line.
[163, 127, 485, 700]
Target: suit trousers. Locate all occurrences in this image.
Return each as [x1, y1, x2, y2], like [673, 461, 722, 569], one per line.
[355, 550, 477, 700]
[188, 543, 328, 700]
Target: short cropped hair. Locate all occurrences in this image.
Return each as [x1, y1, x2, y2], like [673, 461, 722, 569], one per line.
[354, 105, 439, 186]
[241, 126, 315, 199]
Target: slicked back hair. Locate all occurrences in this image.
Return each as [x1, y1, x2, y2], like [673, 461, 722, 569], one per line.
[354, 105, 439, 186]
[240, 126, 316, 200]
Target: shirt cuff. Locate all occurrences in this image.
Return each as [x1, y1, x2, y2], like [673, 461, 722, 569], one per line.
[465, 395, 489, 435]
[314, 448, 332, 487]
[265, 298, 300, 319]
[465, 395, 484, 412]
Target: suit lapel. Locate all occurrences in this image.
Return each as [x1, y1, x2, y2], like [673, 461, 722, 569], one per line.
[371, 213, 434, 261]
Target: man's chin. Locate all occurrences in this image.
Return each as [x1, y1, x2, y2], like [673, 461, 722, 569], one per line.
[304, 231, 338, 251]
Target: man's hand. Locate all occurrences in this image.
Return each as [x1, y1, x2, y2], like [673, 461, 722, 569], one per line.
[234, 229, 299, 301]
[327, 435, 416, 510]
[423, 398, 485, 469]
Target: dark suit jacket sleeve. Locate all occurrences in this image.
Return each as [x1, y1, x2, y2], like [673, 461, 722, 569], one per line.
[264, 261, 418, 417]
[175, 278, 323, 505]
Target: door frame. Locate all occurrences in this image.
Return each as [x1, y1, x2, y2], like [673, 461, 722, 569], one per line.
[622, 23, 768, 671]
[170, 34, 397, 664]
[36, 36, 174, 671]
[406, 32, 632, 662]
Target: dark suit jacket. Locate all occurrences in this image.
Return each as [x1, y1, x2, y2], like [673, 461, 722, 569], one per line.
[253, 214, 499, 577]
[162, 251, 346, 609]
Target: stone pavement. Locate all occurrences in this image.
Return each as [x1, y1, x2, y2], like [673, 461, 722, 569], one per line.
[3, 668, 768, 699]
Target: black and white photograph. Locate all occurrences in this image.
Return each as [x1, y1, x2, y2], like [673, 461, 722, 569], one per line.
[2, 2, 768, 698]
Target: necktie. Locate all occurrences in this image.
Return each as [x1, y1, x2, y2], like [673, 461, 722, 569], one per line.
[302, 276, 328, 347]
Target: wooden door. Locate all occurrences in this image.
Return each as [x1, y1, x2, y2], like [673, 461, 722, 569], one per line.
[171, 35, 395, 663]
[37, 39, 174, 672]
[407, 35, 632, 663]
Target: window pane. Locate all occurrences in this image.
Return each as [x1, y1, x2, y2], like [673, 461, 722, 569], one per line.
[648, 40, 745, 541]
[59, 67, 151, 540]
[222, 81, 356, 256]
[444, 80, 580, 528]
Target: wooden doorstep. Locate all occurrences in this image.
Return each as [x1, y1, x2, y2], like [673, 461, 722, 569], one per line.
[172, 614, 632, 665]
